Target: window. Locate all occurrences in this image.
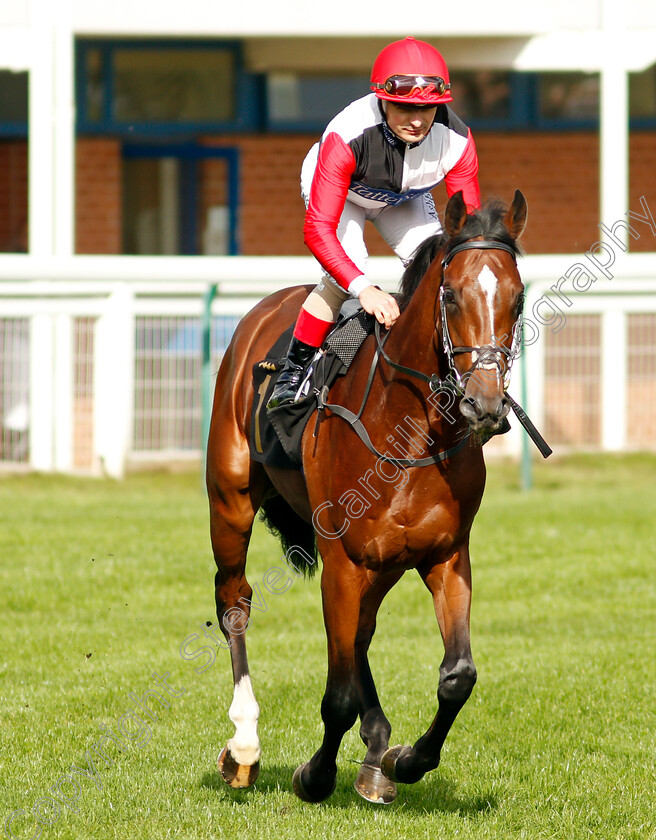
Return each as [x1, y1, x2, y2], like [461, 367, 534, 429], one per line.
[0, 71, 28, 135]
[71, 43, 656, 137]
[121, 144, 239, 256]
[538, 72, 600, 122]
[532, 67, 656, 127]
[266, 70, 518, 132]
[630, 65, 656, 121]
[449, 71, 512, 122]
[113, 48, 234, 123]
[77, 39, 262, 134]
[267, 73, 370, 131]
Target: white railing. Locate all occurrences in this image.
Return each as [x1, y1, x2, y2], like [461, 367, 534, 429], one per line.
[1, 253, 655, 477]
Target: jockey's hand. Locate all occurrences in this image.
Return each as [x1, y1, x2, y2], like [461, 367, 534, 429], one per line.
[358, 285, 400, 330]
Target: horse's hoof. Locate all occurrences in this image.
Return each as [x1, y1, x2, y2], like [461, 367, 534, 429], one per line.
[380, 745, 412, 783]
[354, 763, 397, 804]
[292, 762, 336, 803]
[218, 745, 260, 789]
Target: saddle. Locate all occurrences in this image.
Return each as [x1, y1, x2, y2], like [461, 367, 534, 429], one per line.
[250, 302, 376, 470]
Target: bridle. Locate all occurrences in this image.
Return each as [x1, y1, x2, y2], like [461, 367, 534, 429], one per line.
[374, 238, 523, 395]
[439, 239, 524, 390]
[318, 236, 551, 464]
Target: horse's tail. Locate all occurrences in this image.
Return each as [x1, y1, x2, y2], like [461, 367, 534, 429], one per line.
[259, 494, 318, 578]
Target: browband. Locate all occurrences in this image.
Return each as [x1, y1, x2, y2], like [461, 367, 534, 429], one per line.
[442, 240, 518, 268]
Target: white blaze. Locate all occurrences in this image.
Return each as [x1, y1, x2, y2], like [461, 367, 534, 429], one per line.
[476, 264, 498, 338]
[227, 675, 261, 765]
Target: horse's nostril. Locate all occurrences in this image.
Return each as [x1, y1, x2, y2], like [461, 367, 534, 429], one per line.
[460, 396, 481, 420]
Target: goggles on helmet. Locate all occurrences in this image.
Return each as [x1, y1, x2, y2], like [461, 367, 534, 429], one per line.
[372, 74, 451, 99]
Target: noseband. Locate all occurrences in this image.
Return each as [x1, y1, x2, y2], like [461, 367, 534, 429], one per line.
[440, 239, 523, 389]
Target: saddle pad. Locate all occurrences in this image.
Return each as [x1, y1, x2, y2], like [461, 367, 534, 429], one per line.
[249, 326, 309, 469]
[249, 305, 376, 469]
[325, 307, 375, 368]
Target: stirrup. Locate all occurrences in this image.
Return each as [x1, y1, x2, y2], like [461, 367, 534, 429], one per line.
[267, 370, 306, 409]
[266, 337, 317, 410]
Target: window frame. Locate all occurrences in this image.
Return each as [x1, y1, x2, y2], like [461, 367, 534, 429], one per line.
[121, 142, 241, 256]
[0, 70, 28, 138]
[263, 68, 656, 134]
[75, 38, 264, 136]
[2, 44, 654, 139]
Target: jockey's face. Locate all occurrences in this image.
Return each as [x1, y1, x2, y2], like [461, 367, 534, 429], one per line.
[384, 101, 437, 144]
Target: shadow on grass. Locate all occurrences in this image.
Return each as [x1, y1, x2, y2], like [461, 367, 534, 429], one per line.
[200, 765, 499, 816]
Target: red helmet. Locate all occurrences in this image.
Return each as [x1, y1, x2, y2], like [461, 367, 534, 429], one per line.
[370, 37, 452, 105]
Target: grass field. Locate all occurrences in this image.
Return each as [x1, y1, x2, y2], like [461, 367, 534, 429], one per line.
[1, 454, 655, 840]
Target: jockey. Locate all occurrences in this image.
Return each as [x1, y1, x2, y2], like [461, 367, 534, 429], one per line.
[267, 36, 481, 409]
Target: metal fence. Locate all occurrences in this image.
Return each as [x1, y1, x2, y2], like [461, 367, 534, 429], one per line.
[1, 254, 655, 476]
[0, 317, 29, 464]
[544, 314, 602, 447]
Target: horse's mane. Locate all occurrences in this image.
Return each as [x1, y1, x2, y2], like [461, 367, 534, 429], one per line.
[397, 198, 524, 312]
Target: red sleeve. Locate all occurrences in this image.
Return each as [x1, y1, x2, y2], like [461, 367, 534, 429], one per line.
[444, 128, 481, 212]
[302, 132, 363, 292]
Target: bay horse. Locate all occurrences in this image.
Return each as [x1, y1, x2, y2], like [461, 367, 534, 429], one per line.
[205, 190, 527, 804]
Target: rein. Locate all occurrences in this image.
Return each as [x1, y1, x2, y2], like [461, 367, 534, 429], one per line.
[316, 330, 471, 469]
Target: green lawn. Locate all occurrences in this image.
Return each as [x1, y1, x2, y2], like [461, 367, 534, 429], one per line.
[1, 454, 655, 839]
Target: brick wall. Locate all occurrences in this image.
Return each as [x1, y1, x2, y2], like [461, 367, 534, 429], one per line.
[477, 131, 656, 255]
[0, 141, 28, 252]
[201, 135, 311, 256]
[629, 134, 656, 253]
[1, 131, 655, 257]
[472, 132, 601, 254]
[75, 138, 122, 254]
[205, 131, 656, 258]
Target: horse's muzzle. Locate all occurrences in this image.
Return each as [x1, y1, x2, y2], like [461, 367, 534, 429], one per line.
[459, 392, 510, 433]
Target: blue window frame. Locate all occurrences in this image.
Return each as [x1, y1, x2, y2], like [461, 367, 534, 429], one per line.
[122, 142, 240, 255]
[263, 68, 656, 134]
[266, 73, 371, 133]
[0, 71, 28, 137]
[451, 71, 531, 131]
[76, 39, 265, 137]
[5, 42, 654, 139]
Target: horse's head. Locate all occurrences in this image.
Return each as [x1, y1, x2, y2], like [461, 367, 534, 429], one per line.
[440, 190, 527, 435]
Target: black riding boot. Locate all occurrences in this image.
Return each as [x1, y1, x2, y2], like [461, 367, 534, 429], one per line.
[266, 337, 317, 409]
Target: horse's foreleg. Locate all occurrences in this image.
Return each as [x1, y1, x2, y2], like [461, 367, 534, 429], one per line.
[381, 541, 477, 785]
[353, 570, 404, 804]
[208, 459, 267, 790]
[292, 554, 365, 803]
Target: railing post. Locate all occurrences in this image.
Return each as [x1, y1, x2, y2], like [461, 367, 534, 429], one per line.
[94, 284, 135, 478]
[29, 312, 55, 471]
[53, 312, 74, 472]
[601, 306, 627, 451]
[519, 323, 532, 491]
[520, 280, 544, 490]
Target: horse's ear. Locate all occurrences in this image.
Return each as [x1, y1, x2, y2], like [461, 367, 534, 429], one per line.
[445, 191, 468, 237]
[505, 190, 528, 240]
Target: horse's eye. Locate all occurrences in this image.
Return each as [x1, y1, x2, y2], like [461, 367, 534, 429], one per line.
[443, 287, 456, 306]
[515, 292, 525, 316]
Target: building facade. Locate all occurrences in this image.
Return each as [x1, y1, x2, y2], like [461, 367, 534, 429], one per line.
[1, 1, 656, 260]
[1, 1, 656, 474]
